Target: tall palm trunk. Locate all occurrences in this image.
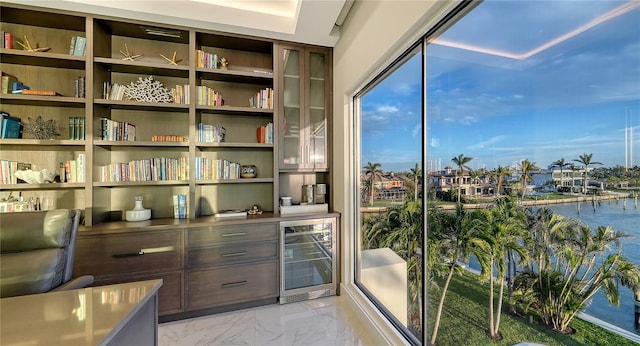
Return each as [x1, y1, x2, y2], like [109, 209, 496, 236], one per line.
[430, 261, 456, 345]
[488, 258, 495, 337]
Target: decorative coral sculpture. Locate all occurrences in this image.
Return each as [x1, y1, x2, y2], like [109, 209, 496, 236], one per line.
[124, 76, 173, 103]
[24, 116, 60, 139]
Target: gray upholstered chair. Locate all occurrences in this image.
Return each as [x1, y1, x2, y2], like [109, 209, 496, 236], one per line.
[0, 209, 94, 298]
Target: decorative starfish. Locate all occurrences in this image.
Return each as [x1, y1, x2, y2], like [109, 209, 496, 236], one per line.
[120, 43, 143, 61]
[15, 35, 50, 52]
[160, 51, 182, 66]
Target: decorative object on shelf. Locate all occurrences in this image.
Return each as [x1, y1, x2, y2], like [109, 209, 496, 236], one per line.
[248, 204, 263, 215]
[220, 57, 229, 70]
[160, 51, 182, 66]
[14, 169, 56, 184]
[15, 35, 50, 52]
[240, 164, 257, 178]
[124, 76, 173, 103]
[23, 116, 60, 139]
[120, 43, 143, 61]
[125, 195, 151, 222]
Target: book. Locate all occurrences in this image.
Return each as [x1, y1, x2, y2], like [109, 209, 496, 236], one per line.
[73, 36, 86, 56]
[20, 90, 61, 96]
[1, 73, 18, 94]
[78, 116, 85, 140]
[1, 115, 22, 139]
[4, 32, 13, 50]
[257, 125, 266, 143]
[214, 209, 247, 218]
[69, 116, 76, 140]
[76, 153, 85, 183]
[69, 36, 76, 55]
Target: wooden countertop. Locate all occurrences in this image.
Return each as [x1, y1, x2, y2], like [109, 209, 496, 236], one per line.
[79, 212, 340, 235]
[0, 279, 162, 345]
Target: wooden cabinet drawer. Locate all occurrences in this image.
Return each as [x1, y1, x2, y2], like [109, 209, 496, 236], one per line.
[186, 261, 278, 310]
[187, 223, 277, 247]
[93, 271, 184, 316]
[74, 230, 183, 276]
[187, 240, 277, 268]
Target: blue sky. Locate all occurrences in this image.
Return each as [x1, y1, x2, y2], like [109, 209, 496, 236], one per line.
[361, 0, 640, 173]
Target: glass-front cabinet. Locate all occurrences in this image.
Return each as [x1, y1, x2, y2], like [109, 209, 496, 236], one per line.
[279, 217, 337, 303]
[278, 45, 331, 171]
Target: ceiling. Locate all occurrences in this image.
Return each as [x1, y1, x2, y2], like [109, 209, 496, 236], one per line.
[4, 0, 353, 47]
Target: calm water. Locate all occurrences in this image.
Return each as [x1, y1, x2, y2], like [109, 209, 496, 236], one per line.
[547, 197, 640, 334]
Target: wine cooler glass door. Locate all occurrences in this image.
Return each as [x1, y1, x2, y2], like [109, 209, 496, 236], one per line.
[281, 218, 335, 293]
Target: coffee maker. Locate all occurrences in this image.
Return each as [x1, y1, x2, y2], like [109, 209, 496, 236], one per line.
[314, 184, 327, 204]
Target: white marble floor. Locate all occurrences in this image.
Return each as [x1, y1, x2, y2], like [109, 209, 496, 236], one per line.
[158, 296, 372, 346]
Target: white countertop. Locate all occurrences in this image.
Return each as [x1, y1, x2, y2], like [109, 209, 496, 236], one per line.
[0, 279, 162, 345]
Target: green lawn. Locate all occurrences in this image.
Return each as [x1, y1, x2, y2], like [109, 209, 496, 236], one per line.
[428, 273, 636, 346]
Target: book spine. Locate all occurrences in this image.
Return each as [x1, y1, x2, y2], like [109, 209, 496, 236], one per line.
[73, 36, 86, 56]
[69, 36, 76, 55]
[4, 32, 13, 50]
[69, 116, 76, 140]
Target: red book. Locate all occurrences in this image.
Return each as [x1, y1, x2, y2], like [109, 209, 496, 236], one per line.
[4, 33, 13, 49]
[256, 125, 266, 143]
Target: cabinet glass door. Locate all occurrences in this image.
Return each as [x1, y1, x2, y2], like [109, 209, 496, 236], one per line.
[282, 220, 334, 291]
[281, 48, 302, 167]
[308, 51, 327, 168]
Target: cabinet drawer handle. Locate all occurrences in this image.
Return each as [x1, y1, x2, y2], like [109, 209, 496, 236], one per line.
[221, 281, 248, 288]
[221, 251, 247, 257]
[112, 251, 143, 258]
[112, 246, 175, 258]
[221, 232, 247, 237]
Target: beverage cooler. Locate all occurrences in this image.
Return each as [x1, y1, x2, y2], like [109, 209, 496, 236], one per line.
[279, 217, 337, 303]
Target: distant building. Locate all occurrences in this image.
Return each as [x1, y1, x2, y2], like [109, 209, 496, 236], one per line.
[428, 166, 492, 199]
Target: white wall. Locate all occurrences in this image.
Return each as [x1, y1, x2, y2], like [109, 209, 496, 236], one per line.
[332, 1, 461, 344]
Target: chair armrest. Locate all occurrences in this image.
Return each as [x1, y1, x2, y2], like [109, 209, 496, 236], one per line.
[51, 275, 95, 292]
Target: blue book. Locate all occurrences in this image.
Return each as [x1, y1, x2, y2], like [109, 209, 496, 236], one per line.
[2, 116, 22, 139]
[73, 36, 86, 56]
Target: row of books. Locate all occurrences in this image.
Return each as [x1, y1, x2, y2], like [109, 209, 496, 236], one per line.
[194, 157, 241, 180]
[198, 123, 225, 143]
[151, 135, 187, 142]
[249, 88, 273, 109]
[195, 50, 221, 69]
[196, 85, 224, 106]
[171, 85, 190, 104]
[1, 112, 22, 139]
[0, 155, 85, 185]
[74, 76, 86, 98]
[60, 154, 86, 183]
[0, 161, 31, 185]
[172, 194, 189, 219]
[256, 123, 274, 144]
[2, 72, 20, 94]
[100, 118, 136, 141]
[97, 157, 189, 183]
[69, 116, 86, 140]
[68, 36, 86, 56]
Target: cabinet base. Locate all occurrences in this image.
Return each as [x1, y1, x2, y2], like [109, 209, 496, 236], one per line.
[279, 288, 336, 304]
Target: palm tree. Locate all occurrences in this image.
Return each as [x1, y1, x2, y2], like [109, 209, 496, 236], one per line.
[468, 170, 480, 198]
[364, 162, 383, 206]
[475, 198, 529, 340]
[518, 159, 538, 201]
[573, 153, 603, 194]
[451, 154, 473, 203]
[428, 204, 488, 345]
[551, 158, 571, 191]
[407, 162, 422, 201]
[494, 165, 513, 197]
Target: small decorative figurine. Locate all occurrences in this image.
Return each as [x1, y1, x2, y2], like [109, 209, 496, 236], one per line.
[120, 43, 143, 61]
[248, 204, 263, 215]
[160, 51, 182, 65]
[220, 57, 229, 70]
[15, 35, 50, 52]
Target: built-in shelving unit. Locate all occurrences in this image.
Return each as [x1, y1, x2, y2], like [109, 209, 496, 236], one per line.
[1, 2, 331, 226]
